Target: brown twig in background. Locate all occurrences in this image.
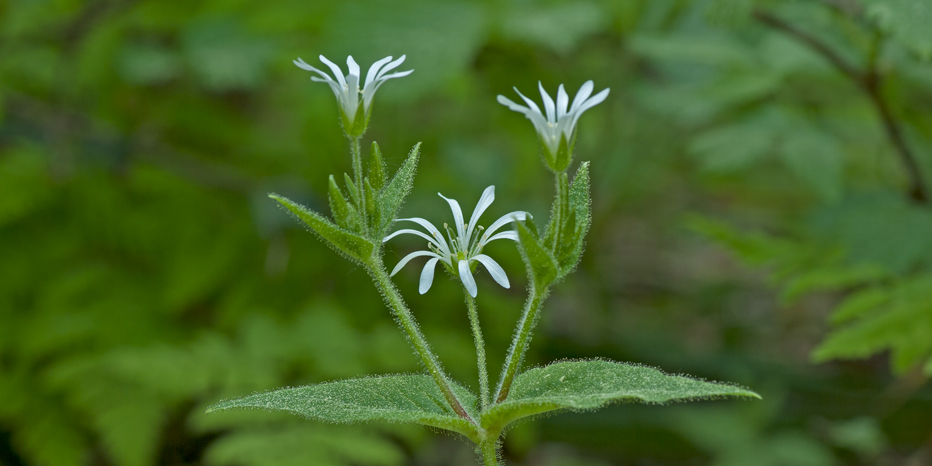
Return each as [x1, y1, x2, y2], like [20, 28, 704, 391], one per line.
[753, 9, 929, 204]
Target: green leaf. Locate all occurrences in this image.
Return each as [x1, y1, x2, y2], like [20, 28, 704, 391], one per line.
[516, 220, 559, 290]
[813, 274, 932, 373]
[368, 142, 386, 191]
[377, 143, 421, 238]
[778, 129, 844, 203]
[270, 194, 375, 264]
[864, 0, 932, 59]
[556, 162, 591, 275]
[364, 179, 380, 236]
[207, 374, 480, 441]
[830, 287, 891, 324]
[329, 175, 360, 232]
[481, 359, 760, 432]
[689, 119, 779, 171]
[343, 173, 361, 206]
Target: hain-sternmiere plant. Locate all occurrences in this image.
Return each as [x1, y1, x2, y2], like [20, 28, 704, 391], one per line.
[207, 54, 761, 465]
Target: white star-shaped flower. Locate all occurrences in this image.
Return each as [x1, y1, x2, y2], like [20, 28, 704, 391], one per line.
[498, 81, 609, 170]
[294, 54, 413, 136]
[384, 186, 530, 298]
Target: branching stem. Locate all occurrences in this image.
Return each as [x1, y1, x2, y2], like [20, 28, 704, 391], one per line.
[368, 258, 474, 422]
[479, 438, 502, 466]
[465, 292, 490, 410]
[753, 8, 929, 204]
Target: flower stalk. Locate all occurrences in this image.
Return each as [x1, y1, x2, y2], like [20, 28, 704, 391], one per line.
[465, 292, 490, 411]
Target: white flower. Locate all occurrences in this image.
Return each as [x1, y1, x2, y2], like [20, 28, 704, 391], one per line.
[294, 55, 413, 135]
[497, 81, 609, 169]
[384, 186, 530, 298]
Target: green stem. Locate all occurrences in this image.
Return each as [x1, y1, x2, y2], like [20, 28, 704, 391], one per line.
[465, 292, 490, 411]
[479, 438, 502, 466]
[350, 137, 368, 222]
[549, 172, 570, 253]
[368, 258, 474, 422]
[494, 284, 549, 403]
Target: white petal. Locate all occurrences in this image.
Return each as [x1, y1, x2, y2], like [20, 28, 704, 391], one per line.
[556, 84, 569, 119]
[364, 56, 393, 88]
[569, 80, 594, 113]
[466, 186, 495, 243]
[346, 55, 360, 79]
[396, 218, 452, 255]
[568, 87, 609, 133]
[538, 81, 556, 123]
[383, 228, 444, 250]
[497, 95, 550, 136]
[458, 259, 477, 297]
[318, 55, 347, 87]
[484, 230, 518, 243]
[391, 250, 441, 276]
[482, 211, 531, 242]
[473, 254, 510, 289]
[376, 55, 407, 80]
[513, 87, 544, 120]
[419, 257, 441, 294]
[438, 193, 466, 248]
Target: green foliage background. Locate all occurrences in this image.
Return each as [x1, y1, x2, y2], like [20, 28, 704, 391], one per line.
[2, 0, 931, 465]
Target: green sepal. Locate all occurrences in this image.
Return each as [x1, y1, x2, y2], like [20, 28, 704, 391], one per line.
[542, 133, 575, 173]
[270, 194, 375, 264]
[368, 141, 387, 191]
[207, 374, 481, 443]
[516, 220, 559, 290]
[341, 104, 370, 138]
[480, 359, 760, 434]
[364, 178, 381, 238]
[328, 175, 361, 232]
[557, 162, 591, 275]
[343, 173, 361, 206]
[377, 143, 421, 238]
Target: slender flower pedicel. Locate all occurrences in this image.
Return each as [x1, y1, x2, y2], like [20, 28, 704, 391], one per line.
[498, 81, 609, 171]
[384, 186, 530, 297]
[294, 54, 413, 136]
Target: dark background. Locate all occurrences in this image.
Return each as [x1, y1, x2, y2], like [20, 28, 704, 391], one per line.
[2, 0, 932, 465]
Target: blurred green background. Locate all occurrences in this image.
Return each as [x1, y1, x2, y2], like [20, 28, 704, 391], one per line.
[2, 0, 932, 465]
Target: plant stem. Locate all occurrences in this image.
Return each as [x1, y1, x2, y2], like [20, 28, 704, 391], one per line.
[368, 258, 474, 422]
[494, 284, 549, 403]
[549, 172, 570, 252]
[465, 292, 490, 410]
[479, 438, 502, 466]
[753, 8, 929, 204]
[349, 136, 369, 220]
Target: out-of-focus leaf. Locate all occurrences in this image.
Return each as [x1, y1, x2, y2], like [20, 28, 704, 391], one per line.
[205, 425, 404, 466]
[779, 129, 845, 202]
[864, 0, 932, 59]
[689, 116, 780, 171]
[207, 374, 480, 441]
[482, 359, 759, 432]
[118, 44, 182, 85]
[813, 274, 932, 373]
[502, 2, 607, 53]
[183, 20, 274, 91]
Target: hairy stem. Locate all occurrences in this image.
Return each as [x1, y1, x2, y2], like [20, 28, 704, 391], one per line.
[549, 172, 570, 252]
[479, 438, 502, 466]
[368, 258, 474, 422]
[465, 292, 490, 410]
[350, 136, 369, 220]
[753, 9, 929, 204]
[494, 285, 549, 403]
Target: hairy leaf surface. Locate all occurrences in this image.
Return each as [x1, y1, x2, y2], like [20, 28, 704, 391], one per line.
[482, 359, 759, 431]
[207, 374, 480, 440]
